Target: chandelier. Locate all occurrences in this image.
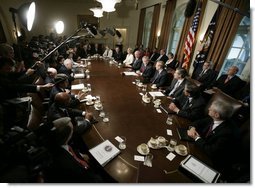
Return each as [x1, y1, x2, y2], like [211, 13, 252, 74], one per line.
[90, 7, 103, 18]
[96, 0, 121, 12]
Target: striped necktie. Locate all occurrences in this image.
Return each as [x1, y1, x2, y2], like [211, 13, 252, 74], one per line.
[68, 145, 89, 169]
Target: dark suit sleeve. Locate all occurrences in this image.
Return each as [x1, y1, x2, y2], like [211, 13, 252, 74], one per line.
[156, 71, 168, 87]
[132, 59, 142, 71]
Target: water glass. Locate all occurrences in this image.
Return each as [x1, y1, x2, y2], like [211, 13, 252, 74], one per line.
[169, 138, 177, 151]
[166, 115, 173, 125]
[87, 83, 91, 91]
[99, 111, 105, 117]
[142, 84, 147, 92]
[118, 136, 126, 150]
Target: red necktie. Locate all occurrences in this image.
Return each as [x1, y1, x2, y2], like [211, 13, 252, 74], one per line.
[205, 124, 213, 137]
[68, 146, 89, 169]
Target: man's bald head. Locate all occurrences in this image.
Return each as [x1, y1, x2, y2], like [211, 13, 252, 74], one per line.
[54, 92, 70, 106]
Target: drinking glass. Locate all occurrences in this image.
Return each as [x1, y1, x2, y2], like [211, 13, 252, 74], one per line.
[142, 84, 147, 92]
[87, 83, 91, 91]
[166, 115, 173, 125]
[169, 138, 177, 151]
[118, 136, 126, 150]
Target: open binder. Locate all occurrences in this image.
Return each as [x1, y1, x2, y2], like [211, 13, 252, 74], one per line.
[89, 140, 120, 167]
[179, 155, 221, 183]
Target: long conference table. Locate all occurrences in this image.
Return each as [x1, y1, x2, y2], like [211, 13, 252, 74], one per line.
[73, 58, 212, 183]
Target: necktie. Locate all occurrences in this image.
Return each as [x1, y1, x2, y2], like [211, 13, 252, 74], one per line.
[68, 146, 89, 169]
[182, 98, 191, 109]
[140, 65, 145, 72]
[199, 70, 205, 77]
[169, 81, 180, 96]
[224, 76, 230, 83]
[205, 124, 213, 137]
[152, 72, 159, 83]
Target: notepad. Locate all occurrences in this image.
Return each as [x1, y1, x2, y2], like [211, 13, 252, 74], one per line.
[179, 155, 221, 183]
[71, 83, 85, 90]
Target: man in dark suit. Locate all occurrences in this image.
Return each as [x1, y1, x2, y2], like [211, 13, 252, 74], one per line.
[58, 59, 74, 89]
[45, 117, 115, 182]
[150, 61, 168, 88]
[49, 73, 82, 107]
[196, 61, 217, 90]
[212, 66, 245, 98]
[155, 49, 168, 64]
[163, 68, 187, 99]
[149, 47, 160, 63]
[138, 56, 155, 83]
[47, 92, 91, 124]
[113, 46, 124, 63]
[168, 82, 206, 121]
[187, 101, 240, 181]
[131, 50, 142, 71]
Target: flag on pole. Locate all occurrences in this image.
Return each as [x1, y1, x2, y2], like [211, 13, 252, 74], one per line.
[191, 7, 219, 79]
[182, 1, 202, 69]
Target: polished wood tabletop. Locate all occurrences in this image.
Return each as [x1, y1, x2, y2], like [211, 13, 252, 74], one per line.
[73, 58, 211, 183]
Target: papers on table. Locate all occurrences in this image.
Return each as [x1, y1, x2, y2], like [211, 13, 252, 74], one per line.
[179, 155, 221, 183]
[74, 73, 85, 79]
[89, 140, 121, 167]
[123, 72, 138, 76]
[71, 83, 85, 90]
[149, 91, 165, 97]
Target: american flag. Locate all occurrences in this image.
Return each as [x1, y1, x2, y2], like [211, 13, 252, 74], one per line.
[182, 1, 202, 69]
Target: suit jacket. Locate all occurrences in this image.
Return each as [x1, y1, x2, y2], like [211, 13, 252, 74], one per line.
[46, 146, 105, 182]
[174, 94, 206, 121]
[166, 59, 178, 70]
[141, 64, 155, 83]
[149, 52, 160, 62]
[156, 54, 168, 63]
[0, 72, 38, 101]
[191, 117, 240, 176]
[47, 102, 84, 123]
[150, 69, 169, 87]
[213, 75, 245, 97]
[164, 78, 187, 98]
[49, 85, 79, 107]
[131, 58, 142, 71]
[197, 69, 217, 90]
[57, 65, 74, 89]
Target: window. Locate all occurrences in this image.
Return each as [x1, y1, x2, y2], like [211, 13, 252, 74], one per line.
[167, 4, 186, 54]
[142, 7, 154, 48]
[218, 16, 250, 81]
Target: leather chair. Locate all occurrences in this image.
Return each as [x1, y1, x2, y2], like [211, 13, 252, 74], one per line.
[205, 90, 244, 116]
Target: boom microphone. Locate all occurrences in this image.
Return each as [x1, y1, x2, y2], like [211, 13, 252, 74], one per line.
[86, 25, 97, 36]
[184, 0, 197, 18]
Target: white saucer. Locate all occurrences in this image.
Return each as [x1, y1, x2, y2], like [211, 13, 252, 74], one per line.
[137, 145, 150, 155]
[86, 101, 94, 105]
[142, 98, 151, 104]
[151, 85, 157, 89]
[175, 144, 188, 156]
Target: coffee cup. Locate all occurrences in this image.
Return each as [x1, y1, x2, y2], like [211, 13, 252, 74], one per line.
[158, 136, 166, 146]
[149, 137, 157, 147]
[178, 144, 187, 155]
[140, 143, 148, 153]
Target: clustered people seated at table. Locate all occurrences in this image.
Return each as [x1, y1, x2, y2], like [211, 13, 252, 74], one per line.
[0, 33, 249, 183]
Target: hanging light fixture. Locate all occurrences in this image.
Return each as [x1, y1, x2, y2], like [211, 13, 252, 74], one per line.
[96, 0, 121, 12]
[90, 7, 103, 18]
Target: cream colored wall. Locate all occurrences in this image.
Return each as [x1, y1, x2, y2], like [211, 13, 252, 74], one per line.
[0, 0, 139, 50]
